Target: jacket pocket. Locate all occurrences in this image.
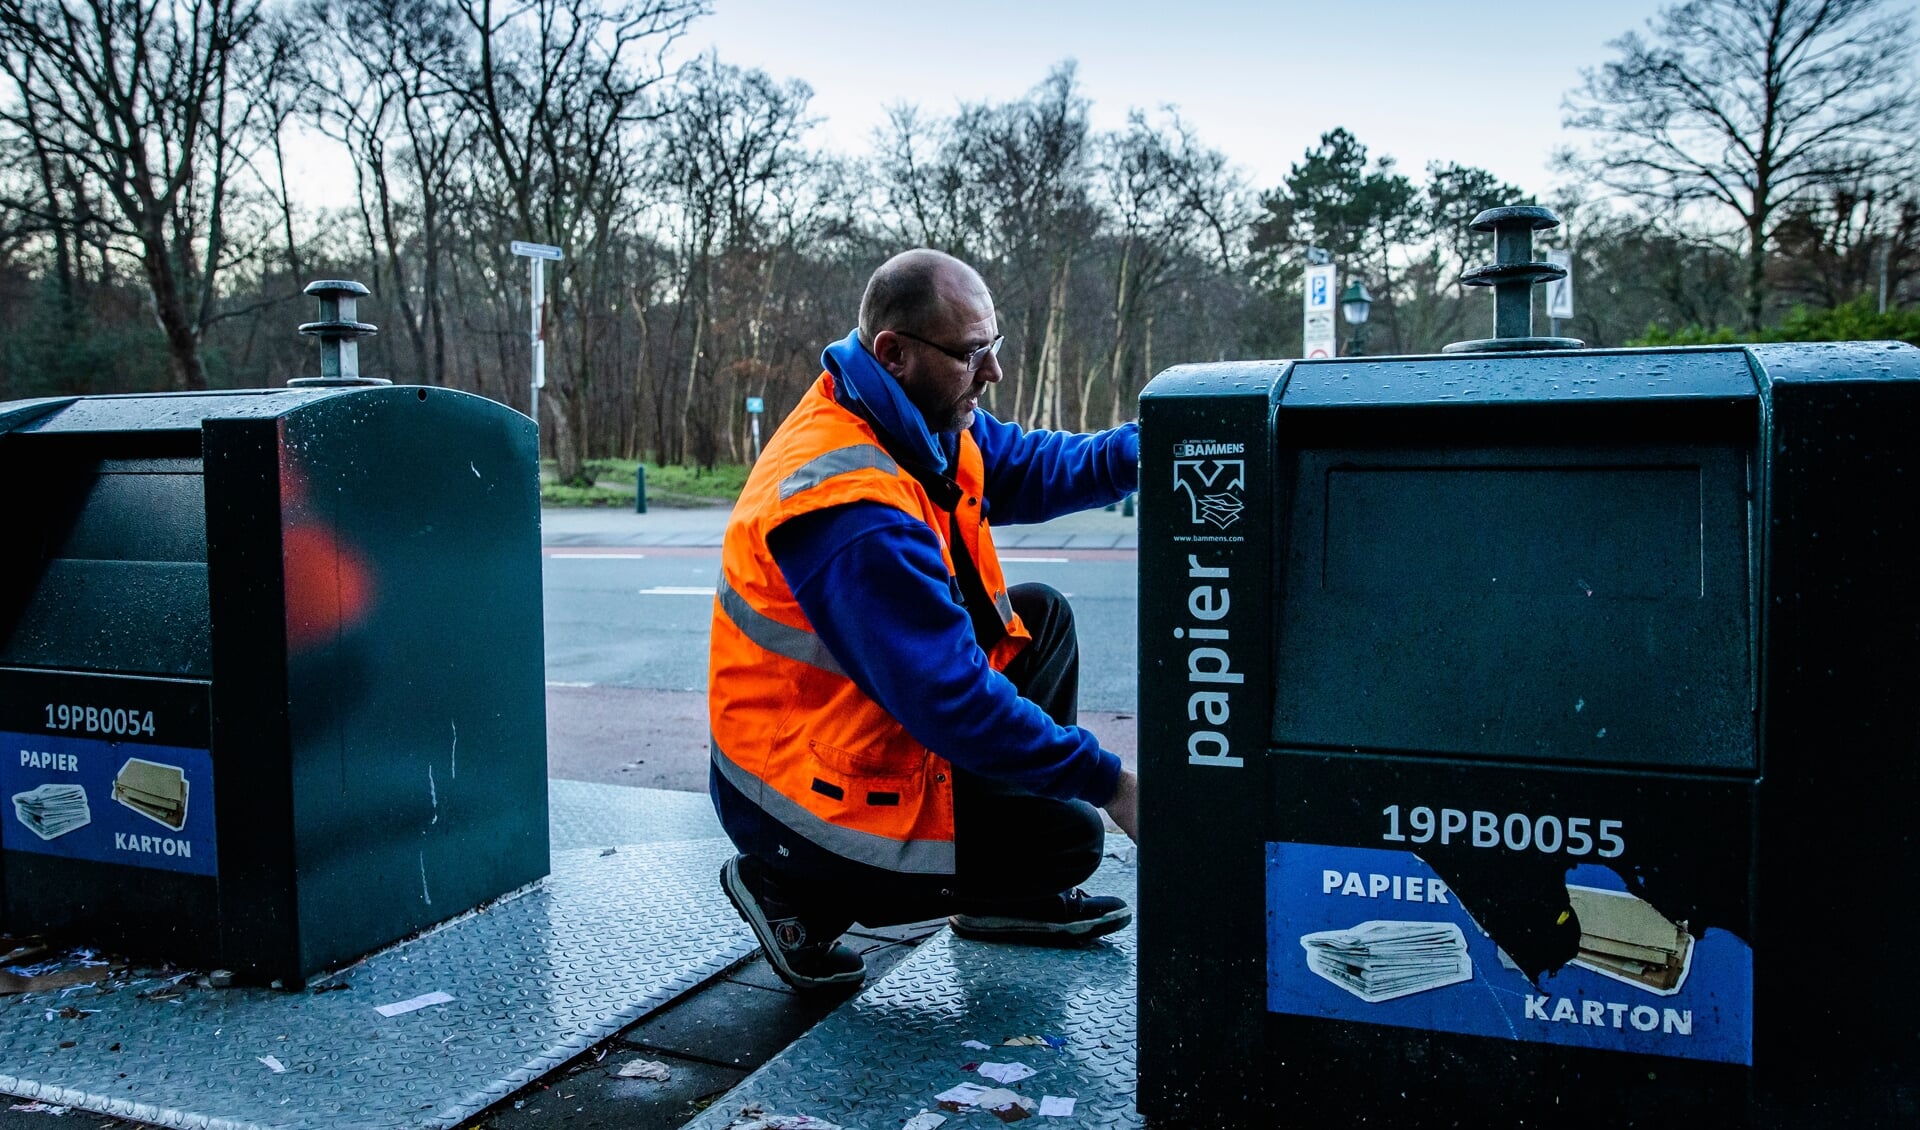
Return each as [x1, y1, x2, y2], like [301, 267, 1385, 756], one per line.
[807, 738, 923, 780]
[805, 739, 926, 812]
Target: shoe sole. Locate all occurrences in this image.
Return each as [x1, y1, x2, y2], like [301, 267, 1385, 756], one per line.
[719, 858, 866, 992]
[947, 906, 1132, 946]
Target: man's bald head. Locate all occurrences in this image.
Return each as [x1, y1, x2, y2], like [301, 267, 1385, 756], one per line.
[858, 249, 987, 345]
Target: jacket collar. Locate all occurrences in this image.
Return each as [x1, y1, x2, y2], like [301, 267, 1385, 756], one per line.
[821, 328, 951, 475]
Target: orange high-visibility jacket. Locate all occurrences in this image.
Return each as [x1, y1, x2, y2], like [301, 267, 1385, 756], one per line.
[708, 372, 1031, 875]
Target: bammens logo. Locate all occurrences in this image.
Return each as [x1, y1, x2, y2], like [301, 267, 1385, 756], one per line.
[1173, 443, 1246, 529]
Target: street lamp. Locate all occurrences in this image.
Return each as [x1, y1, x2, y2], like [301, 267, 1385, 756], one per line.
[1340, 280, 1373, 356]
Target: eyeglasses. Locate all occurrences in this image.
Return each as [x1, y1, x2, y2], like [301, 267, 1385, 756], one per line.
[893, 330, 1005, 373]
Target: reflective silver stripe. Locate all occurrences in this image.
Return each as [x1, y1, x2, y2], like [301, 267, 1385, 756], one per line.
[716, 579, 846, 677]
[778, 444, 898, 500]
[994, 588, 1014, 624]
[711, 737, 956, 875]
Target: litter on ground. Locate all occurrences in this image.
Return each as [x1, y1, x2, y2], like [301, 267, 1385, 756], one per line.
[373, 990, 454, 1017]
[616, 1058, 672, 1081]
[975, 1061, 1037, 1085]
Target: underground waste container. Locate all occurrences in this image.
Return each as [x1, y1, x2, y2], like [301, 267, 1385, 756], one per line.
[0, 364, 547, 984]
[1136, 215, 1919, 1126]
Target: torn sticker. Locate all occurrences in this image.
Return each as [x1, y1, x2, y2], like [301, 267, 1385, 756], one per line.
[902, 1113, 947, 1130]
[1038, 1096, 1075, 1117]
[373, 990, 453, 1017]
[258, 1055, 287, 1074]
[616, 1058, 671, 1081]
[961, 1039, 991, 1050]
[975, 1061, 1037, 1085]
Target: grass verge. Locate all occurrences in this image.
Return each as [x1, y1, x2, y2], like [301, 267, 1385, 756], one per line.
[540, 459, 749, 508]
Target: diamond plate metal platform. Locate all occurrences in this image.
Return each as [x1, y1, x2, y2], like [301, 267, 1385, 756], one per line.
[0, 782, 748, 1129]
[686, 856, 1141, 1130]
[550, 776, 723, 848]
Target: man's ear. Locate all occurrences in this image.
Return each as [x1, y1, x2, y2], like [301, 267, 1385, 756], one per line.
[870, 329, 907, 377]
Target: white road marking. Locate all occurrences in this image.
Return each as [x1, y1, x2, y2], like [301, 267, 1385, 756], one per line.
[549, 552, 649, 559]
[640, 586, 718, 595]
[1001, 556, 1069, 563]
[546, 680, 595, 688]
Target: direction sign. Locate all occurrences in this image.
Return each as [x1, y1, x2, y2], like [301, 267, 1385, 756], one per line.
[1546, 249, 1574, 320]
[1303, 263, 1337, 359]
[511, 241, 563, 261]
[745, 397, 765, 413]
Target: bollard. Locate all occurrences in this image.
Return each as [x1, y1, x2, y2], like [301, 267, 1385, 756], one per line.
[1122, 492, 1134, 518]
[1442, 207, 1583, 354]
[634, 464, 648, 514]
[291, 280, 390, 387]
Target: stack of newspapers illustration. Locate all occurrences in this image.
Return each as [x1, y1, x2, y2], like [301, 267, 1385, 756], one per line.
[1301, 921, 1474, 1003]
[12, 783, 92, 840]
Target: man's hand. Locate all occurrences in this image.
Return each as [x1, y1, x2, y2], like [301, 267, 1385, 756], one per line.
[1104, 768, 1139, 844]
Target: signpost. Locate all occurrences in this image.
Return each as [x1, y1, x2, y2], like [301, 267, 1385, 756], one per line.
[1546, 248, 1574, 336]
[1303, 261, 1337, 360]
[746, 396, 765, 462]
[511, 241, 563, 428]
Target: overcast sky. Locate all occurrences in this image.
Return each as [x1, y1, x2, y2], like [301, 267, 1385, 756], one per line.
[287, 0, 1920, 210]
[671, 0, 1679, 198]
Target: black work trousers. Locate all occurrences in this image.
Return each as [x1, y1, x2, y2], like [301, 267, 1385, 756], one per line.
[742, 582, 1108, 933]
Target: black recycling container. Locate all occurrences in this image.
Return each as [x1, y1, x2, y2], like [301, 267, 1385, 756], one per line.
[0, 386, 548, 984]
[1136, 341, 1920, 1127]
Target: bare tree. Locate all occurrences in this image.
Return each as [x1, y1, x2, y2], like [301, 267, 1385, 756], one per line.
[951, 63, 1097, 429]
[1090, 109, 1245, 428]
[0, 0, 287, 389]
[457, 0, 702, 479]
[1565, 0, 1919, 330]
[304, 0, 472, 385]
[654, 51, 814, 467]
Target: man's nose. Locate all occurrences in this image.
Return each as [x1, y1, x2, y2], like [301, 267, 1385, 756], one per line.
[977, 350, 1003, 384]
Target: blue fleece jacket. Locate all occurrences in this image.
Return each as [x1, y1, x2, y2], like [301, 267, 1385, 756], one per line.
[766, 330, 1139, 806]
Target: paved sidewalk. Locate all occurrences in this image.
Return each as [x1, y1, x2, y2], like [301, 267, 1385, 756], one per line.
[541, 502, 1140, 550]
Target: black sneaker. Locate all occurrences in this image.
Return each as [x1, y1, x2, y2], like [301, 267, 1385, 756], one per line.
[720, 855, 865, 992]
[949, 888, 1132, 945]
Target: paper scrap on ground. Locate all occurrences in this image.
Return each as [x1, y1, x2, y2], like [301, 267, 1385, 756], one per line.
[978, 1089, 1036, 1123]
[935, 1082, 993, 1108]
[721, 1104, 844, 1130]
[616, 1058, 671, 1080]
[937, 1083, 1035, 1122]
[975, 1061, 1037, 1084]
[257, 1055, 287, 1074]
[9, 1102, 70, 1113]
[901, 1113, 947, 1130]
[1001, 1035, 1047, 1047]
[961, 1039, 991, 1050]
[1038, 1096, 1076, 1117]
[373, 990, 454, 1017]
[0, 967, 107, 995]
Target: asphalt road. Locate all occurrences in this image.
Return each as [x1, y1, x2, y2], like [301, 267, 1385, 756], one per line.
[541, 547, 1139, 709]
[540, 542, 1140, 789]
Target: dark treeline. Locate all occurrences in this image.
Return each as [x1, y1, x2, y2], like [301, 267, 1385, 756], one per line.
[0, 0, 1914, 478]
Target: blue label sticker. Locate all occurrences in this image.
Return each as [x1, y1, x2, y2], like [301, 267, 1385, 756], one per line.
[1267, 841, 1751, 1065]
[0, 731, 216, 877]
